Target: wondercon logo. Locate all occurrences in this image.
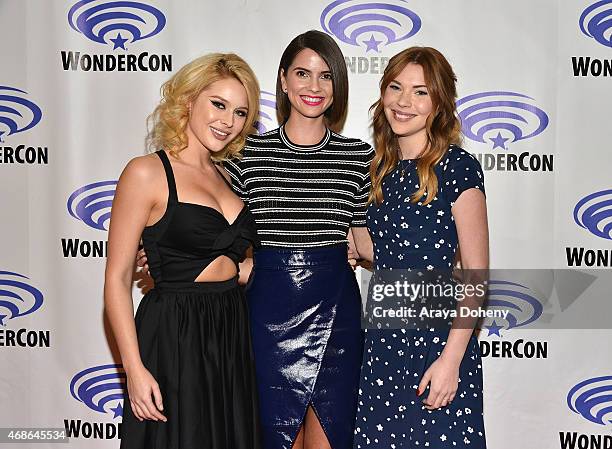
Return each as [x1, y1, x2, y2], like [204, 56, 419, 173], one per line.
[67, 180, 117, 231]
[70, 364, 126, 419]
[482, 280, 543, 337]
[0, 86, 43, 142]
[68, 0, 166, 50]
[0, 271, 44, 326]
[255, 91, 277, 134]
[457, 91, 549, 150]
[580, 0, 612, 48]
[567, 376, 612, 425]
[320, 0, 421, 53]
[574, 189, 612, 240]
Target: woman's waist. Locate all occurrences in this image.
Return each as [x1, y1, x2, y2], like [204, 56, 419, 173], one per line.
[153, 276, 239, 294]
[253, 243, 349, 269]
[151, 254, 239, 281]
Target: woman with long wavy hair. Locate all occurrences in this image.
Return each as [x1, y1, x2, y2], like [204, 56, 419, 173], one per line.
[352, 47, 488, 448]
[105, 53, 262, 449]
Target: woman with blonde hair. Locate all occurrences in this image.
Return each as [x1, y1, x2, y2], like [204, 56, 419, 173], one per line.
[104, 53, 262, 449]
[352, 47, 488, 448]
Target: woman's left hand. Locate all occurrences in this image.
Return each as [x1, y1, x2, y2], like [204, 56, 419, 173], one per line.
[417, 355, 460, 410]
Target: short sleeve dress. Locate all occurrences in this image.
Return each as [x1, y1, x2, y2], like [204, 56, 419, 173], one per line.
[354, 146, 487, 449]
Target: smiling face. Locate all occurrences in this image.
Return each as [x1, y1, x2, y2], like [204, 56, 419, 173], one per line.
[280, 48, 334, 122]
[186, 77, 249, 154]
[383, 62, 433, 151]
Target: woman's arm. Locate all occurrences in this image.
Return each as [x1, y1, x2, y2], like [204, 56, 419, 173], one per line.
[238, 257, 253, 284]
[418, 188, 489, 410]
[441, 189, 489, 360]
[238, 246, 254, 285]
[104, 156, 167, 422]
[350, 227, 374, 263]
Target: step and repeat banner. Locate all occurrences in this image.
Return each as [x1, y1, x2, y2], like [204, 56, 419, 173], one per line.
[1, 1, 611, 448]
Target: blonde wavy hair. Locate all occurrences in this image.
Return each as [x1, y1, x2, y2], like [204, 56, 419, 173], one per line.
[147, 53, 260, 161]
[369, 47, 462, 205]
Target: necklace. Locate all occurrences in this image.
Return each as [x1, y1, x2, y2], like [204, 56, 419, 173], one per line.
[398, 158, 414, 181]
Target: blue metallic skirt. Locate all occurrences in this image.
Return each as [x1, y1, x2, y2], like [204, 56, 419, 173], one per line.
[247, 245, 364, 449]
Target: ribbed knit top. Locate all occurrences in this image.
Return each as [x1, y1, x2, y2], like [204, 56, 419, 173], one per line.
[223, 126, 374, 248]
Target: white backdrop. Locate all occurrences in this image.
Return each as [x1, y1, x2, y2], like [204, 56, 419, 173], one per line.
[1, 1, 612, 448]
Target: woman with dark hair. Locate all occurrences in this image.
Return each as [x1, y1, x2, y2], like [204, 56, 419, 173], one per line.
[224, 30, 373, 449]
[351, 47, 488, 448]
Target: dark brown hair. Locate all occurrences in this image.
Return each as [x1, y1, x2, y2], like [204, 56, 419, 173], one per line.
[369, 46, 462, 205]
[275, 30, 348, 132]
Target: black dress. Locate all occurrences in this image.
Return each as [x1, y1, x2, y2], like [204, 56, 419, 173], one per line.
[120, 150, 261, 449]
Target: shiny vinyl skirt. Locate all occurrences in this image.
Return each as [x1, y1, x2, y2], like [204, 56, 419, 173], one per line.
[120, 278, 262, 449]
[247, 245, 364, 449]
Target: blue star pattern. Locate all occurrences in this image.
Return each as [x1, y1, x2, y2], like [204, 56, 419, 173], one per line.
[111, 402, 123, 419]
[355, 146, 487, 448]
[110, 33, 129, 50]
[485, 320, 503, 337]
[489, 132, 508, 150]
[364, 34, 383, 52]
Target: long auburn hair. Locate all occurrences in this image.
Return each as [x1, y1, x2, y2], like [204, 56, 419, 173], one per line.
[369, 47, 462, 205]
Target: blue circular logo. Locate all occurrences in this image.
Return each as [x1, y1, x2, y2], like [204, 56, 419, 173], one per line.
[0, 86, 43, 142]
[574, 189, 612, 240]
[67, 180, 118, 231]
[320, 0, 421, 53]
[0, 271, 44, 326]
[68, 0, 167, 50]
[580, 0, 612, 48]
[483, 280, 543, 337]
[70, 364, 126, 419]
[457, 91, 549, 150]
[567, 376, 612, 425]
[254, 91, 277, 134]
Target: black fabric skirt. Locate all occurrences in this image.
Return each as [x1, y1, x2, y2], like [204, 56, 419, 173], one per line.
[120, 278, 262, 449]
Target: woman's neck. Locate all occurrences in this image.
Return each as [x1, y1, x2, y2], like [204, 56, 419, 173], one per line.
[398, 132, 428, 160]
[284, 113, 327, 145]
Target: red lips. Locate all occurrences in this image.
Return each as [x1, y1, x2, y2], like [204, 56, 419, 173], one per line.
[300, 95, 324, 106]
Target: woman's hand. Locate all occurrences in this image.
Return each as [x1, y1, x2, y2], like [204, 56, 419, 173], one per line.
[417, 355, 460, 410]
[347, 235, 359, 270]
[350, 227, 373, 263]
[136, 247, 149, 275]
[126, 364, 167, 422]
[239, 257, 254, 285]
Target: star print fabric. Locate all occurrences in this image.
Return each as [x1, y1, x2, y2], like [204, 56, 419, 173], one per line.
[354, 146, 487, 448]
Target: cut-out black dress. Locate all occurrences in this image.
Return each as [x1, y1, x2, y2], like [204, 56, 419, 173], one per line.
[120, 150, 261, 449]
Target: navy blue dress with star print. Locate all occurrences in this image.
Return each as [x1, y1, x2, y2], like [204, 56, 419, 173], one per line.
[354, 146, 487, 448]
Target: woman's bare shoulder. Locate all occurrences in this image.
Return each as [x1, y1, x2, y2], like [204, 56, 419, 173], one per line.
[120, 152, 165, 184]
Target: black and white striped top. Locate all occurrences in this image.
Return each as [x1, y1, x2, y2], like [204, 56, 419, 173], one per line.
[224, 126, 374, 248]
